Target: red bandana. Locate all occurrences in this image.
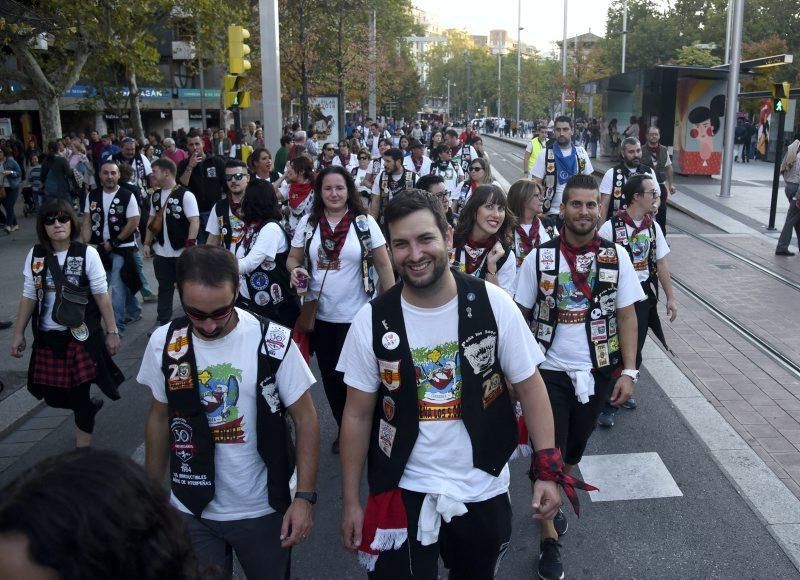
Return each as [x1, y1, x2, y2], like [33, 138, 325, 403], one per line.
[529, 447, 598, 516]
[515, 219, 540, 261]
[559, 227, 600, 300]
[340, 153, 351, 167]
[646, 143, 660, 161]
[288, 182, 313, 209]
[319, 210, 353, 262]
[241, 220, 263, 250]
[462, 237, 495, 274]
[227, 192, 243, 216]
[616, 209, 653, 238]
[411, 155, 423, 173]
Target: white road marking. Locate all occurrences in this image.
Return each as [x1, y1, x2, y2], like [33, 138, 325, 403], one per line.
[578, 452, 683, 502]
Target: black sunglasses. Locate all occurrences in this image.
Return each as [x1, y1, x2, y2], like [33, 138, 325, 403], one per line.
[469, 166, 483, 172]
[358, 156, 370, 160]
[43, 214, 71, 226]
[225, 173, 247, 182]
[182, 296, 237, 321]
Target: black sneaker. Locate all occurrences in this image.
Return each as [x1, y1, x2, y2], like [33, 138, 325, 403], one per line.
[538, 538, 564, 580]
[553, 508, 568, 537]
[598, 407, 617, 427]
[622, 397, 637, 410]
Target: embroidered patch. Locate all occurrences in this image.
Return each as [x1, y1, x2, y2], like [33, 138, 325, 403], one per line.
[70, 323, 89, 342]
[382, 332, 400, 350]
[378, 359, 401, 391]
[355, 214, 369, 232]
[608, 318, 618, 336]
[598, 268, 618, 283]
[461, 330, 497, 375]
[590, 307, 602, 320]
[270, 283, 283, 304]
[536, 323, 553, 342]
[250, 271, 269, 290]
[383, 396, 396, 421]
[595, 343, 610, 367]
[32, 259, 44, 274]
[545, 295, 556, 308]
[590, 320, 608, 342]
[599, 291, 617, 315]
[539, 302, 550, 321]
[598, 247, 617, 264]
[260, 376, 281, 413]
[170, 417, 196, 463]
[264, 322, 291, 360]
[254, 291, 270, 306]
[166, 326, 189, 360]
[608, 335, 620, 353]
[539, 273, 556, 296]
[539, 248, 556, 271]
[378, 419, 396, 457]
[65, 257, 83, 276]
[167, 362, 194, 391]
[615, 227, 629, 244]
[481, 372, 503, 409]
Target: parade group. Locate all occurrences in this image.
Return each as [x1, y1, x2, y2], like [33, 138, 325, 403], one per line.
[0, 114, 680, 580]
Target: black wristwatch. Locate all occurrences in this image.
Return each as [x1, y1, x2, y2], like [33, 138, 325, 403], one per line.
[295, 491, 317, 505]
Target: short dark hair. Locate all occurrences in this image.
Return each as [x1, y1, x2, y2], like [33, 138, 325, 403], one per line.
[383, 148, 404, 163]
[242, 180, 283, 223]
[444, 129, 459, 139]
[562, 173, 599, 204]
[37, 198, 80, 249]
[622, 173, 655, 204]
[289, 155, 314, 181]
[383, 188, 449, 243]
[176, 245, 239, 292]
[554, 115, 573, 127]
[309, 165, 365, 226]
[248, 147, 272, 172]
[431, 144, 450, 161]
[151, 157, 177, 176]
[415, 174, 445, 192]
[0, 449, 213, 580]
[378, 137, 392, 149]
[224, 158, 248, 171]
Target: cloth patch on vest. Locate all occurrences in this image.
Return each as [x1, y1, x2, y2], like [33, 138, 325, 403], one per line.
[70, 323, 89, 342]
[264, 322, 291, 360]
[595, 344, 610, 367]
[482, 372, 503, 409]
[260, 376, 281, 413]
[590, 320, 608, 342]
[598, 268, 618, 283]
[615, 227, 629, 244]
[378, 359, 401, 391]
[250, 272, 269, 290]
[539, 248, 556, 271]
[597, 247, 617, 264]
[254, 291, 271, 306]
[537, 323, 554, 342]
[383, 396, 396, 421]
[378, 419, 396, 457]
[270, 284, 284, 304]
[32, 259, 44, 274]
[609, 318, 618, 336]
[539, 273, 556, 296]
[608, 335, 620, 353]
[599, 291, 617, 315]
[461, 330, 497, 376]
[166, 327, 190, 360]
[168, 362, 194, 391]
[538, 303, 551, 321]
[65, 257, 83, 276]
[355, 214, 369, 232]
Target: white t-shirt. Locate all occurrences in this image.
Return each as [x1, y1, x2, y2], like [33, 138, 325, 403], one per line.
[333, 155, 359, 172]
[22, 246, 107, 331]
[137, 309, 315, 521]
[371, 170, 416, 197]
[291, 213, 386, 323]
[598, 219, 669, 283]
[84, 187, 140, 247]
[529, 145, 593, 214]
[150, 188, 200, 258]
[403, 155, 431, 176]
[515, 245, 645, 370]
[598, 166, 659, 196]
[337, 283, 544, 502]
[205, 199, 244, 251]
[430, 162, 465, 198]
[236, 222, 289, 300]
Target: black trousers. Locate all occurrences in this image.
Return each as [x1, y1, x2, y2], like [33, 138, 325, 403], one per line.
[153, 254, 178, 324]
[634, 287, 656, 369]
[310, 319, 350, 428]
[40, 383, 98, 433]
[656, 184, 668, 237]
[370, 490, 512, 580]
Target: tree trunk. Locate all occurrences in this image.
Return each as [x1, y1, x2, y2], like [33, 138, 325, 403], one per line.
[336, 1, 346, 141]
[299, 0, 308, 129]
[36, 93, 64, 145]
[128, 69, 146, 142]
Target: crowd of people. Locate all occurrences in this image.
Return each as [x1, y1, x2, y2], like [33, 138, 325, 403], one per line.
[1, 115, 682, 580]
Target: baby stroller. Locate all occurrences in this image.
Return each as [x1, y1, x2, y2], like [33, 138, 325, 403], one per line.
[21, 186, 37, 217]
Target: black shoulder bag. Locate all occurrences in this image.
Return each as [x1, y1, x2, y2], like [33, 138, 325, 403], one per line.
[45, 252, 89, 328]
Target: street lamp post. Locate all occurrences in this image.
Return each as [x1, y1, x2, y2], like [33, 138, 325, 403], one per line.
[561, 0, 568, 113]
[719, 0, 744, 199]
[621, 0, 628, 73]
[516, 0, 522, 128]
[446, 80, 455, 123]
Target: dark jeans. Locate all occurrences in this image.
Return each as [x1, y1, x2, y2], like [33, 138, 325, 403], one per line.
[656, 184, 669, 237]
[153, 254, 178, 324]
[182, 512, 291, 580]
[3, 186, 19, 226]
[370, 490, 512, 580]
[777, 186, 800, 252]
[41, 383, 98, 433]
[198, 211, 211, 244]
[310, 319, 350, 428]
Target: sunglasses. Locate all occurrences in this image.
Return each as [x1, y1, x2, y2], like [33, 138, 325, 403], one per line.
[225, 173, 247, 182]
[469, 166, 483, 172]
[358, 156, 370, 160]
[182, 296, 236, 321]
[44, 214, 71, 226]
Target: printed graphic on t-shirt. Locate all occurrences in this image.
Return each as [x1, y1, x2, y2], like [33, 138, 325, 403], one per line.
[198, 362, 245, 444]
[629, 232, 650, 272]
[556, 268, 596, 323]
[230, 215, 243, 245]
[412, 342, 462, 421]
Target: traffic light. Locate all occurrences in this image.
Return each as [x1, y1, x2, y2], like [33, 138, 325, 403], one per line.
[772, 82, 790, 114]
[223, 75, 251, 109]
[227, 25, 251, 75]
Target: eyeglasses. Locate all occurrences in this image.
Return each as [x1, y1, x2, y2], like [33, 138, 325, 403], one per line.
[43, 214, 71, 226]
[358, 156, 370, 160]
[641, 190, 661, 198]
[182, 296, 236, 321]
[225, 173, 247, 182]
[469, 166, 483, 172]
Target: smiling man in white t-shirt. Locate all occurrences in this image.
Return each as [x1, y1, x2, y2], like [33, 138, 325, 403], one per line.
[338, 189, 573, 578]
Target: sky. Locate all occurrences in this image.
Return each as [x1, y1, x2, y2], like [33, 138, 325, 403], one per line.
[413, 0, 611, 55]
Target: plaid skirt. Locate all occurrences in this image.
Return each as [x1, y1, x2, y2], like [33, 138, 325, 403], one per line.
[30, 336, 97, 389]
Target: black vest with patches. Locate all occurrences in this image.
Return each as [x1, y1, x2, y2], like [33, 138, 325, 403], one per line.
[530, 236, 621, 370]
[161, 316, 294, 517]
[367, 271, 517, 494]
[236, 221, 299, 328]
[151, 185, 191, 249]
[611, 212, 659, 292]
[378, 170, 416, 226]
[30, 243, 100, 339]
[542, 141, 587, 213]
[87, 188, 134, 245]
[456, 143, 473, 173]
[212, 198, 236, 249]
[606, 164, 652, 221]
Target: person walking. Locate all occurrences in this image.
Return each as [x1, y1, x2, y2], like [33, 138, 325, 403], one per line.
[777, 138, 800, 256]
[10, 199, 123, 447]
[0, 146, 22, 232]
[140, 245, 320, 580]
[640, 127, 675, 236]
[599, 137, 658, 222]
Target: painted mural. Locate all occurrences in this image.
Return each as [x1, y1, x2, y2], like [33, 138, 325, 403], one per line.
[673, 78, 726, 175]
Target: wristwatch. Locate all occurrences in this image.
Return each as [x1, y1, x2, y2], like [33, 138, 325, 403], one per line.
[621, 369, 640, 383]
[295, 491, 318, 505]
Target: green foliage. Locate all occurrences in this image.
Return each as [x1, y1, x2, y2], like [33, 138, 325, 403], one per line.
[674, 45, 722, 67]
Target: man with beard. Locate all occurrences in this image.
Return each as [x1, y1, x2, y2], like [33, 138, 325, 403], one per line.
[177, 133, 227, 243]
[640, 127, 675, 236]
[113, 137, 152, 193]
[515, 174, 644, 580]
[530, 116, 594, 219]
[370, 148, 417, 228]
[139, 245, 319, 579]
[444, 129, 478, 174]
[597, 174, 677, 427]
[338, 189, 593, 578]
[599, 137, 658, 222]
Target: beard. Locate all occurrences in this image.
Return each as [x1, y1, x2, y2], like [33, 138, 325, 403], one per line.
[564, 215, 598, 236]
[399, 253, 449, 290]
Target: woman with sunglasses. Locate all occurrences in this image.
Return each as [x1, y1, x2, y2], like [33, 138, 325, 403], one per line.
[332, 140, 358, 171]
[287, 166, 394, 454]
[316, 142, 337, 171]
[351, 148, 374, 209]
[452, 184, 517, 295]
[235, 180, 299, 329]
[453, 157, 500, 220]
[276, 156, 315, 239]
[248, 146, 281, 183]
[10, 199, 123, 448]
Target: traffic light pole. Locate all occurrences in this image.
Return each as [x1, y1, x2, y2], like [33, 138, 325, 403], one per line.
[259, 0, 282, 156]
[768, 108, 786, 230]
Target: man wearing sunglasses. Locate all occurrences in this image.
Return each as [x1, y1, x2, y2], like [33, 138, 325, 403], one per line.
[177, 133, 227, 244]
[206, 160, 249, 253]
[139, 245, 320, 579]
[143, 158, 200, 337]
